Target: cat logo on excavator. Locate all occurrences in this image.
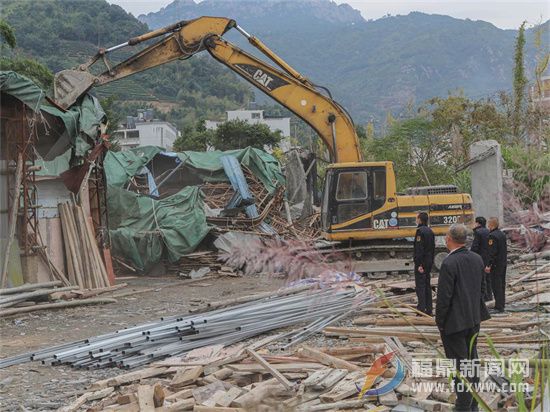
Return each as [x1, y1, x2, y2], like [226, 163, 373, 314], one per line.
[252, 69, 273, 88]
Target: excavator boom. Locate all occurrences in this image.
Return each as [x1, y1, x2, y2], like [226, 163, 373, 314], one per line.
[54, 16, 362, 163]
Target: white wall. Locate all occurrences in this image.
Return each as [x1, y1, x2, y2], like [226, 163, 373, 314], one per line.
[263, 118, 291, 137]
[136, 122, 177, 150]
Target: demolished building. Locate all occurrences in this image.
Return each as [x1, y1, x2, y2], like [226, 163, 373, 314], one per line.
[0, 70, 111, 287]
[103, 145, 298, 272]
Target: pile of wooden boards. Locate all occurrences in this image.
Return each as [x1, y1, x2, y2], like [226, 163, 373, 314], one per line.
[0, 281, 118, 317]
[58, 201, 111, 289]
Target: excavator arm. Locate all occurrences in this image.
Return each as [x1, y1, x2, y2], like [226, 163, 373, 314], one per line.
[54, 16, 362, 163]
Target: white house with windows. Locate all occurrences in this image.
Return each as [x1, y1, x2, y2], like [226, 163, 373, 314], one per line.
[114, 109, 179, 151]
[205, 109, 291, 138]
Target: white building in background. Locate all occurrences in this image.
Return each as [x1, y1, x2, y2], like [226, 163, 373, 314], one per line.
[206, 109, 291, 136]
[114, 109, 179, 151]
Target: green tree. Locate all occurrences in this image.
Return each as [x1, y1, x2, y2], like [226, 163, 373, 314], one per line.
[99, 95, 122, 135]
[0, 57, 54, 88]
[0, 18, 16, 48]
[0, 18, 53, 89]
[173, 120, 215, 152]
[512, 21, 527, 139]
[213, 120, 282, 151]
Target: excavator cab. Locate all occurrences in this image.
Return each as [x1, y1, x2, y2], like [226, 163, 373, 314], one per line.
[321, 162, 395, 236]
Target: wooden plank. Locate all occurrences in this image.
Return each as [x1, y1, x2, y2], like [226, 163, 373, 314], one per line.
[0, 281, 62, 295]
[91, 367, 169, 390]
[60, 387, 114, 412]
[0, 297, 116, 317]
[227, 362, 323, 373]
[401, 397, 452, 411]
[1, 153, 23, 288]
[320, 371, 364, 402]
[137, 385, 155, 412]
[296, 346, 360, 371]
[193, 407, 246, 412]
[165, 388, 194, 401]
[165, 398, 195, 411]
[214, 387, 241, 407]
[313, 369, 348, 391]
[378, 387, 398, 406]
[172, 366, 204, 387]
[245, 348, 293, 390]
[308, 399, 368, 411]
[232, 379, 287, 409]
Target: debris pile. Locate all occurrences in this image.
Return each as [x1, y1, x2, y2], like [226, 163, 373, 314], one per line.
[106, 146, 320, 274]
[3, 261, 548, 411]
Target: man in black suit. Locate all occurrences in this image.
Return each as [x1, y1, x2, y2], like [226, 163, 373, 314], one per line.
[437, 224, 490, 411]
[485, 217, 508, 313]
[413, 212, 435, 315]
[471, 216, 491, 301]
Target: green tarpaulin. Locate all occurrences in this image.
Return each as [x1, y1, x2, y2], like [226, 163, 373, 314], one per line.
[0, 70, 105, 159]
[105, 146, 284, 272]
[104, 146, 284, 194]
[108, 185, 208, 272]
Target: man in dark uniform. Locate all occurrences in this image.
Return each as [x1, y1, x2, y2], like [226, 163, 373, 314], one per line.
[413, 212, 435, 315]
[470, 216, 491, 301]
[485, 217, 508, 313]
[437, 224, 490, 411]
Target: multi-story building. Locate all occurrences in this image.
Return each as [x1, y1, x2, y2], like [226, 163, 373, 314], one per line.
[114, 109, 179, 151]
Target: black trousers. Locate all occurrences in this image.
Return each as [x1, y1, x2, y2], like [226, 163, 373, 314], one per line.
[414, 266, 432, 315]
[492, 269, 506, 311]
[483, 273, 493, 301]
[441, 325, 481, 411]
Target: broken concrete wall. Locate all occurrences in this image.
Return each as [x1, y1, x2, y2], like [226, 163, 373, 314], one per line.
[470, 140, 504, 223]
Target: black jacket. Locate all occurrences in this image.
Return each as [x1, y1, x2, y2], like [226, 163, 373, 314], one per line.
[436, 247, 491, 335]
[487, 229, 507, 274]
[471, 226, 490, 266]
[414, 224, 435, 269]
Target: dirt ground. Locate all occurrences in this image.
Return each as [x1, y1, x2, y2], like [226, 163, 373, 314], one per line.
[0, 274, 284, 411]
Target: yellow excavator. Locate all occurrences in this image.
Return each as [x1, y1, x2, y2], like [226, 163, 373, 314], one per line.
[54, 16, 474, 244]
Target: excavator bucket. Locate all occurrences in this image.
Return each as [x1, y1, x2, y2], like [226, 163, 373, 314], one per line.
[54, 70, 97, 109]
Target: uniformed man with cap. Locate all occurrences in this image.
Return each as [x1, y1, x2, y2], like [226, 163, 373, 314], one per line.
[471, 216, 491, 301]
[413, 212, 435, 315]
[485, 217, 508, 313]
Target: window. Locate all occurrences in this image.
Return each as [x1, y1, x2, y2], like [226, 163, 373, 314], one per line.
[251, 112, 261, 119]
[336, 172, 368, 201]
[373, 170, 386, 201]
[127, 130, 140, 138]
[372, 169, 386, 211]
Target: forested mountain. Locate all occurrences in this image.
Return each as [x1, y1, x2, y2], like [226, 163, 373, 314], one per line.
[2, 0, 547, 126]
[0, 0, 253, 125]
[141, 0, 548, 122]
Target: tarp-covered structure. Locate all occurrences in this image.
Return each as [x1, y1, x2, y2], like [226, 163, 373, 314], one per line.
[1, 70, 107, 286]
[0, 70, 106, 171]
[105, 146, 284, 272]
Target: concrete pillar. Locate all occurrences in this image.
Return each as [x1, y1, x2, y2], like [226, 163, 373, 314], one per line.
[470, 140, 504, 224]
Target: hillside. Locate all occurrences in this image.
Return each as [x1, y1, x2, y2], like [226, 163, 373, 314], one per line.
[141, 0, 548, 122]
[0, 0, 253, 125]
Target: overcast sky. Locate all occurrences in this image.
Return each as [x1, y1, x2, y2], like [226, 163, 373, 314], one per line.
[109, 0, 549, 29]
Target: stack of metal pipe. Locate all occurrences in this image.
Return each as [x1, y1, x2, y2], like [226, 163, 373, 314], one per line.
[0, 287, 373, 370]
